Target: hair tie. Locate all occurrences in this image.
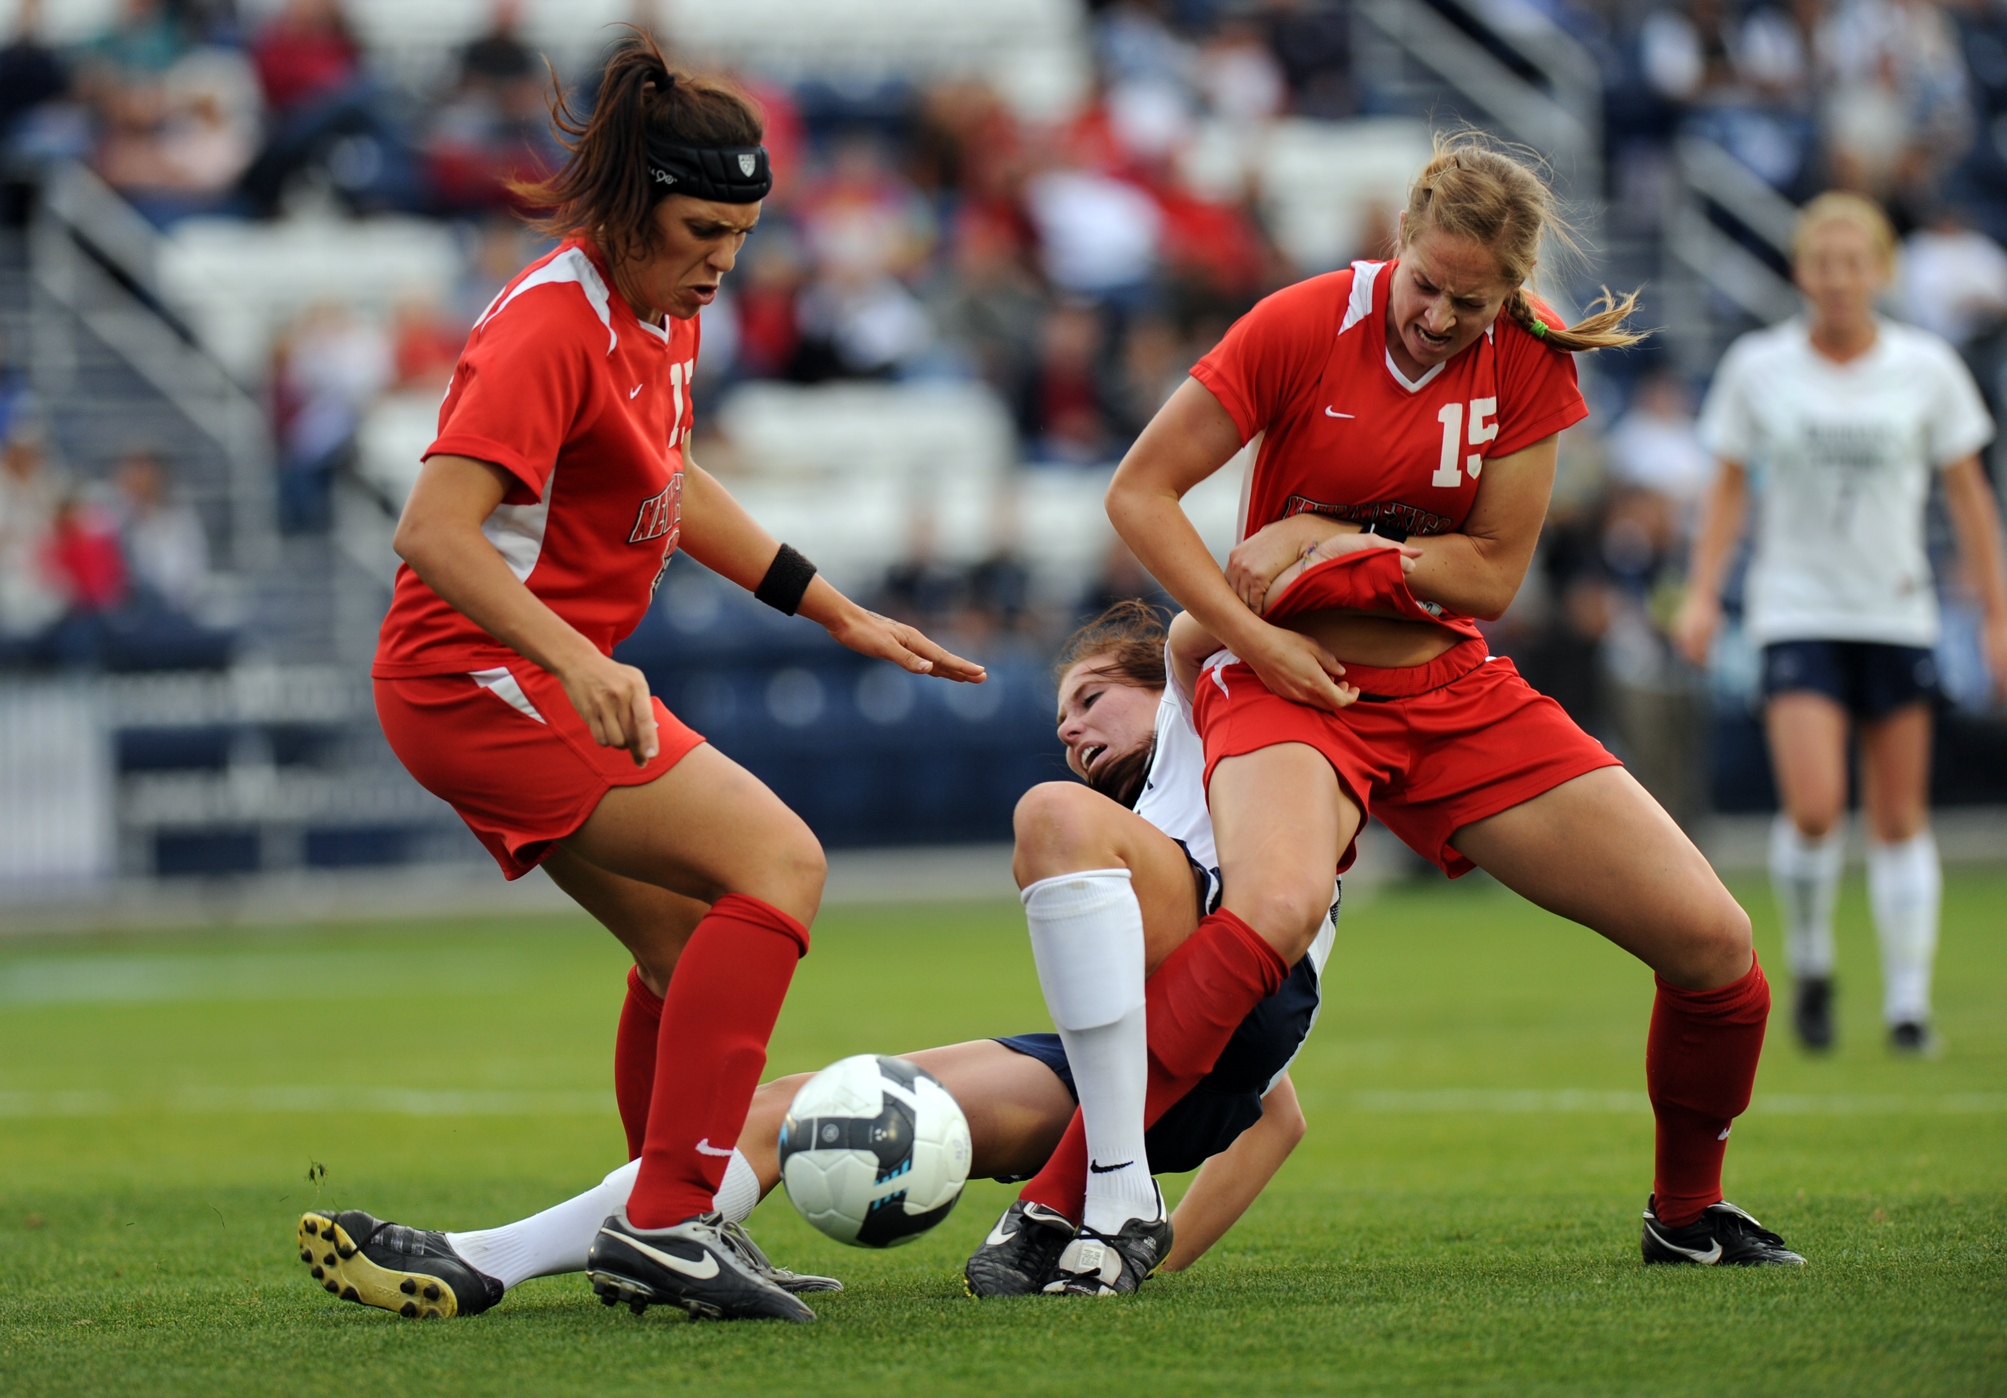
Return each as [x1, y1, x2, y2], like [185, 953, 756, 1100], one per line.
[1528, 316, 1547, 338]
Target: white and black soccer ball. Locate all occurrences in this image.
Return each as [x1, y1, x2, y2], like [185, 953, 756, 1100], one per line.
[777, 1054, 971, 1248]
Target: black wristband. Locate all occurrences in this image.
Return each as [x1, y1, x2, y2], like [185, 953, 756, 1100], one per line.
[1364, 519, 1409, 543]
[755, 543, 817, 616]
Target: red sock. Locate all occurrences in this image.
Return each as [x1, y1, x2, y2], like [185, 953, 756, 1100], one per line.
[1647, 954, 1770, 1227]
[1020, 909, 1287, 1222]
[614, 965, 664, 1160]
[626, 893, 809, 1229]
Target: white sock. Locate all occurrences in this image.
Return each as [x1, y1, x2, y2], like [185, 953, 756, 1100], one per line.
[445, 1147, 760, 1289]
[1769, 816, 1843, 980]
[1867, 831, 1940, 1026]
[1022, 868, 1159, 1233]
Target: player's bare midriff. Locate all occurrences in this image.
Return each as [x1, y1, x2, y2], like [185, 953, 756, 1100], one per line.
[1278, 608, 1462, 670]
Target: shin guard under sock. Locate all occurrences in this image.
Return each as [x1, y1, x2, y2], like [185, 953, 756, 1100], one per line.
[614, 965, 664, 1160]
[1019, 909, 1288, 1222]
[1647, 955, 1770, 1227]
[626, 894, 808, 1230]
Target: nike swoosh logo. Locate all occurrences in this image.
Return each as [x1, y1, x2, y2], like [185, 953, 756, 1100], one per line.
[618, 1232, 721, 1279]
[630, 384, 644, 399]
[694, 1138, 734, 1157]
[1645, 1223, 1722, 1264]
[1088, 1160, 1134, 1173]
[1325, 408, 1354, 418]
[984, 1220, 1018, 1248]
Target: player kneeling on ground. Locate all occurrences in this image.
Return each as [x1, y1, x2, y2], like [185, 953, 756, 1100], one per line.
[296, 599, 1334, 1314]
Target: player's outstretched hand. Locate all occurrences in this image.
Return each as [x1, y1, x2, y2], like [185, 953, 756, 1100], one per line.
[1670, 591, 1719, 670]
[1241, 623, 1357, 714]
[826, 606, 988, 684]
[557, 653, 660, 767]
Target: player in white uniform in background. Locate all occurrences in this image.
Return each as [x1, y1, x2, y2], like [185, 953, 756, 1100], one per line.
[1676, 192, 2007, 1053]
[297, 597, 1336, 1316]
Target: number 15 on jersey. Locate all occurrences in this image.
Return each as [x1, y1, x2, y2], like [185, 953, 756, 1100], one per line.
[1434, 397, 1499, 487]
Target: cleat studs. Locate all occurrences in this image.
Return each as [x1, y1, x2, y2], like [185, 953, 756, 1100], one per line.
[422, 1284, 440, 1301]
[323, 1253, 336, 1267]
[341, 1287, 359, 1302]
[303, 1221, 318, 1237]
[325, 1281, 339, 1293]
[400, 1303, 418, 1318]
[601, 1292, 618, 1306]
[337, 1245, 355, 1260]
[400, 1279, 416, 1295]
[311, 1267, 324, 1280]
[630, 1300, 647, 1315]
[300, 1250, 313, 1263]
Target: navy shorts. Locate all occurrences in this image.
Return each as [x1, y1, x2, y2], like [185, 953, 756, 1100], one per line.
[994, 953, 1321, 1177]
[1761, 640, 1939, 721]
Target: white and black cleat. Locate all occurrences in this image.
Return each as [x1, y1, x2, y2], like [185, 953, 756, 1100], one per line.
[1641, 1196, 1806, 1267]
[1044, 1189, 1174, 1296]
[715, 1218, 843, 1295]
[296, 1210, 505, 1319]
[963, 1199, 1076, 1297]
[586, 1212, 815, 1322]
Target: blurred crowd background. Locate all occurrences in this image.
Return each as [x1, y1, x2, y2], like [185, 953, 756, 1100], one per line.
[1, 0, 2004, 889]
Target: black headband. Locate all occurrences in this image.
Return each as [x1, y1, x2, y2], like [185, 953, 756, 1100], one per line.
[646, 138, 772, 204]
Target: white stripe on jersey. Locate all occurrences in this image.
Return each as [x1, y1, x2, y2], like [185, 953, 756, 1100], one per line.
[478, 246, 619, 355]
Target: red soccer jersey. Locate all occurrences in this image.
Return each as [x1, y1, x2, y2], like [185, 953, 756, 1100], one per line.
[373, 237, 700, 679]
[1191, 258, 1587, 639]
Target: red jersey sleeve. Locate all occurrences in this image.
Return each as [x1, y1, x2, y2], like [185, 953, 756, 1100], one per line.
[1190, 271, 1348, 442]
[426, 289, 599, 505]
[1489, 300, 1589, 458]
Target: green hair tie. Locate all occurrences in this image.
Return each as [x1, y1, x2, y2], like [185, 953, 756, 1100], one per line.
[1528, 317, 1547, 338]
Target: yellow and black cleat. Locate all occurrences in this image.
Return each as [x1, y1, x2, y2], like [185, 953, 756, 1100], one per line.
[297, 1211, 505, 1319]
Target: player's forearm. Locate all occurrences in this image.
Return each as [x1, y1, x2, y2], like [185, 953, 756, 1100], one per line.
[679, 464, 872, 634]
[1109, 480, 1272, 655]
[394, 516, 603, 678]
[1161, 1075, 1306, 1271]
[1401, 530, 1535, 621]
[1685, 462, 1748, 604]
[1944, 457, 2007, 622]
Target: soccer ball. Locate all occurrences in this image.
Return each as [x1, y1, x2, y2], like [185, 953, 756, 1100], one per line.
[777, 1054, 972, 1248]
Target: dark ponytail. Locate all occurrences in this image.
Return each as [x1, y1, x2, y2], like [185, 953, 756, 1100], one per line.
[512, 29, 764, 268]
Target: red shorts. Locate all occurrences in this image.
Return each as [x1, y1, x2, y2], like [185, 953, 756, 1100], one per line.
[375, 663, 705, 880]
[1193, 639, 1621, 877]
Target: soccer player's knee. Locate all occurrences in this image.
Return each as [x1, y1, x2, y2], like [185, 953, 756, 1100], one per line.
[1232, 882, 1329, 963]
[1013, 782, 1112, 878]
[1672, 895, 1754, 989]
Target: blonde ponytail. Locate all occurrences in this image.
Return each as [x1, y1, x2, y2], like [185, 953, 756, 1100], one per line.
[1404, 133, 1648, 353]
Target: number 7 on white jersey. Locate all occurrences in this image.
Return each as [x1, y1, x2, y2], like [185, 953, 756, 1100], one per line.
[1433, 398, 1499, 487]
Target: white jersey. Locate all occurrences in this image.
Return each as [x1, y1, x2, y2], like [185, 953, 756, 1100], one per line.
[1697, 317, 1994, 647]
[1132, 651, 1339, 978]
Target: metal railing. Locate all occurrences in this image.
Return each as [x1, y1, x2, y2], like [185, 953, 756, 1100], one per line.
[1661, 136, 1801, 370]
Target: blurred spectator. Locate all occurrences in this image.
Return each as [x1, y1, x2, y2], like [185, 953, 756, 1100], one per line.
[389, 300, 466, 393]
[272, 302, 391, 531]
[925, 215, 1049, 428]
[1094, 0, 1197, 87]
[459, 2, 538, 93]
[1820, 0, 1973, 206]
[0, 331, 28, 446]
[250, 0, 359, 114]
[1080, 535, 1172, 619]
[93, 50, 260, 218]
[1257, 0, 1354, 117]
[0, 435, 64, 648]
[1024, 166, 1163, 304]
[422, 1, 562, 214]
[0, 0, 69, 146]
[1112, 313, 1188, 437]
[879, 505, 968, 628]
[1899, 204, 2007, 346]
[1604, 373, 1714, 511]
[791, 135, 939, 379]
[1034, 304, 1118, 463]
[43, 495, 129, 617]
[733, 227, 810, 380]
[1196, 17, 1288, 124]
[110, 450, 211, 612]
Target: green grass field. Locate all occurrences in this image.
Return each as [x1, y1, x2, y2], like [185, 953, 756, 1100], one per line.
[1, 869, 2003, 1396]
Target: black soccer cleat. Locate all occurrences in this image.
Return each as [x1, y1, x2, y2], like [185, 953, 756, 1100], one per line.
[1793, 976, 1835, 1051]
[296, 1211, 505, 1319]
[1889, 1020, 1936, 1055]
[963, 1199, 1076, 1297]
[586, 1212, 815, 1322]
[1640, 1197, 1806, 1267]
[715, 1218, 843, 1295]
[1044, 1211, 1175, 1296]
